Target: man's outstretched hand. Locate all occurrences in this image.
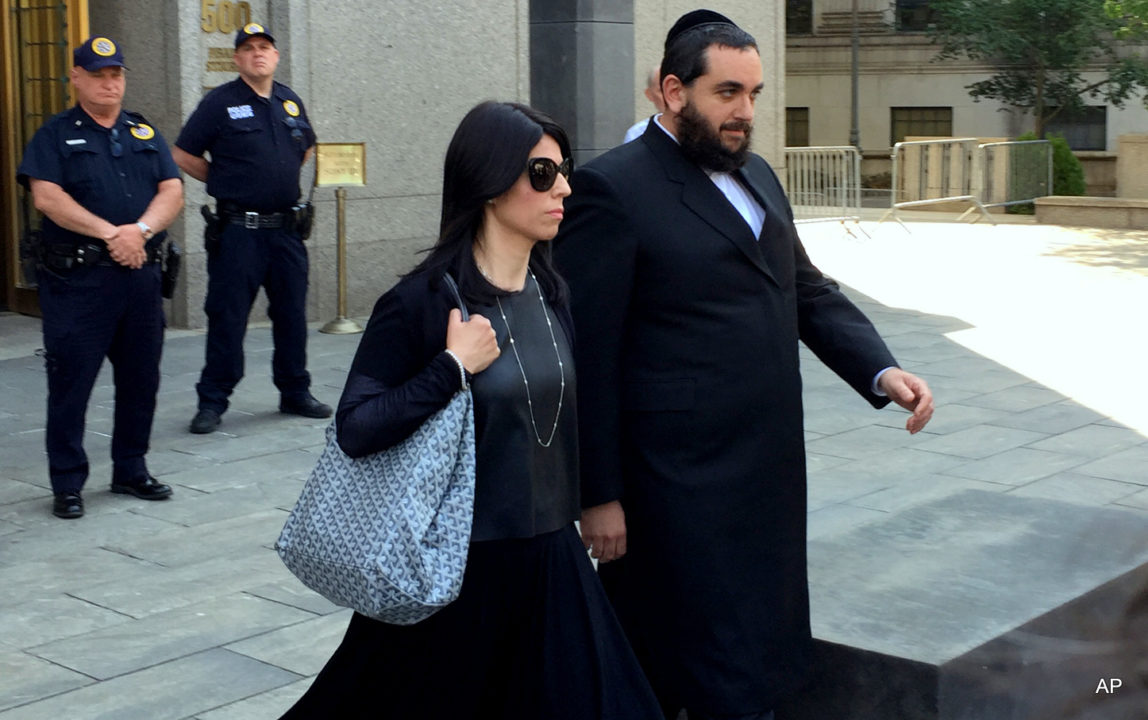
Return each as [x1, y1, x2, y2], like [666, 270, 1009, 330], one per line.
[878, 368, 934, 434]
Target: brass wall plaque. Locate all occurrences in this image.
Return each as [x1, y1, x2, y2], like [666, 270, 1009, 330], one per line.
[315, 143, 367, 187]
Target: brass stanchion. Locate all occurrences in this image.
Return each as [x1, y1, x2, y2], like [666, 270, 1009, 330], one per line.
[320, 187, 363, 334]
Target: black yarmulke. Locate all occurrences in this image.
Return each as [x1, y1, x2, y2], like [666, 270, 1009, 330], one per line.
[664, 9, 737, 49]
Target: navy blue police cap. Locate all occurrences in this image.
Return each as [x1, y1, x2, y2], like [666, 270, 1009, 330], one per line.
[73, 36, 127, 71]
[235, 22, 276, 49]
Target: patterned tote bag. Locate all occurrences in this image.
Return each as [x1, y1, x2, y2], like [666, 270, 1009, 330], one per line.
[276, 275, 476, 625]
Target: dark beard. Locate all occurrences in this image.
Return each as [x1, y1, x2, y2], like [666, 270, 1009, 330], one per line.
[676, 101, 752, 172]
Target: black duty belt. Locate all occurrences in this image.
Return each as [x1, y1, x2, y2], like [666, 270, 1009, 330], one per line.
[221, 209, 291, 229]
[42, 242, 161, 271]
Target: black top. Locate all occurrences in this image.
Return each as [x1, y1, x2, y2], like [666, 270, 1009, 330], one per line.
[174, 77, 315, 211]
[17, 105, 180, 246]
[336, 268, 580, 542]
[467, 273, 578, 540]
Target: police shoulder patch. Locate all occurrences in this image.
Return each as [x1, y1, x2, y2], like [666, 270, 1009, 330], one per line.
[130, 124, 155, 140]
[283, 100, 300, 117]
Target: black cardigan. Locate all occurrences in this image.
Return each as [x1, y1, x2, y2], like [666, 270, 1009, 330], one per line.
[336, 267, 580, 541]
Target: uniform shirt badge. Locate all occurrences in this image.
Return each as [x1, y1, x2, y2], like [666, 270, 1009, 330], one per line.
[130, 124, 155, 140]
[283, 100, 300, 117]
[227, 104, 255, 120]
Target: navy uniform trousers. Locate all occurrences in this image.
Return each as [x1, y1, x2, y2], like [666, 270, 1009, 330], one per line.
[195, 222, 310, 413]
[38, 262, 163, 493]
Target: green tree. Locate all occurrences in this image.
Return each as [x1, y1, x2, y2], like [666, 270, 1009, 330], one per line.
[1105, 1, 1148, 38]
[930, 0, 1148, 137]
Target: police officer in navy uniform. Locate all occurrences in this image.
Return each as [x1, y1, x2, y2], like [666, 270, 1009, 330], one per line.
[17, 36, 184, 519]
[173, 23, 331, 434]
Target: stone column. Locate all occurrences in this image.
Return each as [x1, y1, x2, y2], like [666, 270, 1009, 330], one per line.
[530, 0, 635, 166]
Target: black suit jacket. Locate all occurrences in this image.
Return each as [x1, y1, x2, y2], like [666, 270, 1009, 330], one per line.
[554, 121, 897, 713]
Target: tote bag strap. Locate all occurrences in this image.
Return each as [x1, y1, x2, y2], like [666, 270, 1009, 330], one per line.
[441, 272, 469, 321]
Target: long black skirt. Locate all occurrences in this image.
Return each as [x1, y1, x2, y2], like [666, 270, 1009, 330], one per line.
[280, 523, 663, 720]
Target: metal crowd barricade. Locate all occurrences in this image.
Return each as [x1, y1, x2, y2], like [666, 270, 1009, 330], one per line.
[978, 140, 1052, 210]
[784, 145, 864, 235]
[879, 138, 995, 228]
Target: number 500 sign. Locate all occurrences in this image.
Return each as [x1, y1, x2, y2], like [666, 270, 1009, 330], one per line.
[201, 0, 253, 33]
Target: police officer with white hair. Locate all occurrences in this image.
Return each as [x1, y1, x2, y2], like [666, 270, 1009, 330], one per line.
[18, 36, 184, 518]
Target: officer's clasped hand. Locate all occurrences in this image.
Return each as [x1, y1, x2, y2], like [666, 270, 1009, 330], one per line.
[105, 224, 148, 269]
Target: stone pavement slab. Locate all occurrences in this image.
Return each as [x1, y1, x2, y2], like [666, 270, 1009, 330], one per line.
[1026, 423, 1147, 458]
[806, 489, 1148, 664]
[1073, 444, 1148, 484]
[1006, 471, 1144, 506]
[69, 552, 289, 619]
[940, 446, 1090, 486]
[0, 649, 300, 720]
[911, 424, 1049, 460]
[0, 650, 92, 713]
[0, 596, 129, 649]
[28, 594, 314, 680]
[224, 610, 351, 676]
[990, 399, 1109, 435]
[193, 679, 312, 720]
[244, 579, 344, 616]
[0, 548, 161, 606]
[103, 509, 289, 568]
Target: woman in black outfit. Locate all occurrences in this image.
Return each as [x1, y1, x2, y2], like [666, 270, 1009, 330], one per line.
[280, 102, 662, 719]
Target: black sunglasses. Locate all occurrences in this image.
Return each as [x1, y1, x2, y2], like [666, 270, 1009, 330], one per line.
[109, 127, 122, 158]
[527, 157, 571, 192]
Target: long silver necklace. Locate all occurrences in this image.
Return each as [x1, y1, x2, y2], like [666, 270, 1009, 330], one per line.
[490, 269, 565, 448]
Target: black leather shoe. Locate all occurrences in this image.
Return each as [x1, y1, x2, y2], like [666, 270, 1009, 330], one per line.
[189, 408, 221, 434]
[279, 393, 333, 419]
[110, 475, 173, 500]
[52, 492, 84, 519]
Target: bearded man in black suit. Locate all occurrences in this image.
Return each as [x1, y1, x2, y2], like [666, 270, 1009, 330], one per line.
[554, 10, 935, 720]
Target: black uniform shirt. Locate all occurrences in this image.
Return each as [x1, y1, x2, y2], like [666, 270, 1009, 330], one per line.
[17, 105, 180, 246]
[175, 77, 316, 211]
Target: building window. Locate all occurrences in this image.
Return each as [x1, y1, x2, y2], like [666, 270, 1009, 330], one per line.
[891, 107, 953, 145]
[1045, 106, 1107, 151]
[787, 0, 813, 35]
[786, 108, 810, 147]
[896, 0, 935, 32]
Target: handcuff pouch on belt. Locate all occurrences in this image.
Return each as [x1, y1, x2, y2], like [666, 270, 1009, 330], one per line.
[161, 242, 181, 299]
[290, 201, 314, 240]
[200, 204, 225, 254]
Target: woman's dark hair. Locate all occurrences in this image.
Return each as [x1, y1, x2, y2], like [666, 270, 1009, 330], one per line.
[660, 23, 757, 89]
[409, 101, 572, 308]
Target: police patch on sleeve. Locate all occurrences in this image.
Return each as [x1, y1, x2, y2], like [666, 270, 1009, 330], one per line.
[130, 124, 155, 140]
[92, 37, 117, 56]
[283, 100, 300, 117]
[244, 23, 265, 34]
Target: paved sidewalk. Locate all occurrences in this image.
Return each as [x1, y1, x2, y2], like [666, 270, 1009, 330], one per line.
[1, 220, 1146, 719]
